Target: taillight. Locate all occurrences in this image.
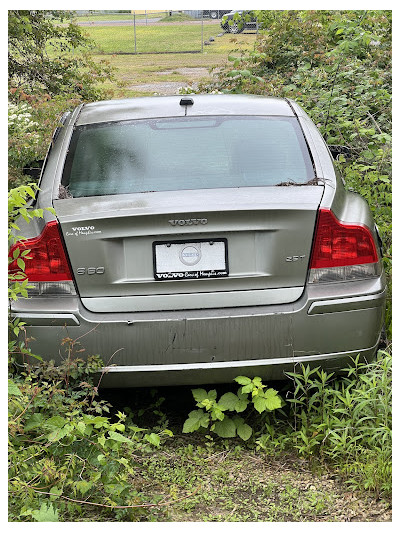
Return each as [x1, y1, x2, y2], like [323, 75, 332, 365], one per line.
[309, 209, 381, 283]
[9, 221, 75, 295]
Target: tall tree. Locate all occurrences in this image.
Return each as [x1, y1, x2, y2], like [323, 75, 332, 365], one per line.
[8, 10, 113, 99]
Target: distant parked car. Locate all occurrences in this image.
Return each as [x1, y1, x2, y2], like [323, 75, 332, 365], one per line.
[221, 10, 258, 33]
[10, 95, 386, 387]
[203, 10, 231, 19]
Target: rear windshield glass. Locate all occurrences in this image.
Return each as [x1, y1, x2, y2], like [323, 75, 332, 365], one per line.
[61, 116, 315, 197]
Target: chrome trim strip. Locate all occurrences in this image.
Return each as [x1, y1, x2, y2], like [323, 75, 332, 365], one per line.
[102, 346, 377, 374]
[10, 313, 79, 326]
[307, 288, 386, 315]
[82, 286, 304, 313]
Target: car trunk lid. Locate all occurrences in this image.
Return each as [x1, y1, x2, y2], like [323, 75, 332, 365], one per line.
[54, 186, 323, 312]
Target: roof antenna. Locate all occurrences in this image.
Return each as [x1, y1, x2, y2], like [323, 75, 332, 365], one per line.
[180, 97, 194, 116]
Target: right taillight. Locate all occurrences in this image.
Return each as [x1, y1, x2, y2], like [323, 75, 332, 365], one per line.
[308, 209, 381, 283]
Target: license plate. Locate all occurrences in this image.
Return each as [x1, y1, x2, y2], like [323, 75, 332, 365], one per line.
[153, 239, 228, 281]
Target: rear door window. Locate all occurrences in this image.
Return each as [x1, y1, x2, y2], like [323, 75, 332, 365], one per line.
[62, 116, 315, 197]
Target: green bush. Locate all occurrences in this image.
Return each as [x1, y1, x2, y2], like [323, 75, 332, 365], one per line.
[8, 357, 173, 522]
[8, 93, 81, 188]
[183, 377, 283, 440]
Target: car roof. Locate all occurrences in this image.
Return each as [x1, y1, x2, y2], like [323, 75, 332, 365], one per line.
[75, 94, 295, 126]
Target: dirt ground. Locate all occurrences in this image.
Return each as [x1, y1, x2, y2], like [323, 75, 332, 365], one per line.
[133, 443, 392, 522]
[102, 388, 392, 522]
[128, 67, 210, 94]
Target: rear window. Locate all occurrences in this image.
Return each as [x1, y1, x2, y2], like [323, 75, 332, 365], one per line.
[61, 116, 315, 197]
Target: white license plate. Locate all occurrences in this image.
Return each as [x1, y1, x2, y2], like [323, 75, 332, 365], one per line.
[153, 239, 228, 280]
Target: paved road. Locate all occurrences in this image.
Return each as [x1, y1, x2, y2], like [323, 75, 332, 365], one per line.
[76, 18, 162, 26]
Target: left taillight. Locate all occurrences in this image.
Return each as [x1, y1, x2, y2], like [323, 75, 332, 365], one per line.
[9, 221, 76, 295]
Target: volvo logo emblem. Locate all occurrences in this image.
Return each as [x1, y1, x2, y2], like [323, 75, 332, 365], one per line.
[179, 245, 201, 266]
[169, 218, 208, 226]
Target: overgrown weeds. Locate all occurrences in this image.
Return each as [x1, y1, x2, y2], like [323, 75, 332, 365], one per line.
[183, 351, 392, 499]
[8, 355, 173, 522]
[8, 183, 172, 522]
[283, 351, 392, 497]
[8, 346, 391, 521]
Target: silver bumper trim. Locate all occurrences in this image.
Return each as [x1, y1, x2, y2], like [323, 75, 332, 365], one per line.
[102, 346, 377, 374]
[307, 288, 386, 315]
[10, 313, 80, 326]
[81, 286, 304, 313]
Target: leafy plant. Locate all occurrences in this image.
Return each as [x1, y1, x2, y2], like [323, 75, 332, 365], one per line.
[210, 354, 392, 498]
[7, 180, 172, 522]
[8, 357, 173, 522]
[27, 503, 60, 522]
[183, 376, 283, 441]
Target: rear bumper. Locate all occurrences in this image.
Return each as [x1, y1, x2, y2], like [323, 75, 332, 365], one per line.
[10, 275, 386, 387]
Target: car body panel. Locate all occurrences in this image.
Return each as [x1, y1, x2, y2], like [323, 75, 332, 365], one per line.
[203, 10, 231, 19]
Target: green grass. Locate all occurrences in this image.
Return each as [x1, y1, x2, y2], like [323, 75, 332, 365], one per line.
[95, 53, 220, 96]
[158, 13, 195, 22]
[74, 13, 134, 22]
[85, 23, 231, 54]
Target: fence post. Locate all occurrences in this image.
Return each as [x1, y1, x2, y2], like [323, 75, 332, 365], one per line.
[201, 16, 204, 52]
[133, 12, 137, 54]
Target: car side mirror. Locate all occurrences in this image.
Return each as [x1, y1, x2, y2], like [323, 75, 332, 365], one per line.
[23, 159, 44, 179]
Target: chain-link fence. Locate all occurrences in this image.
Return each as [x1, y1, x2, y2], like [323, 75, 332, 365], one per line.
[74, 10, 258, 54]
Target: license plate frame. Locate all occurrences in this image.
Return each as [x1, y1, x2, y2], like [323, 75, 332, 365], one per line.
[153, 238, 229, 281]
